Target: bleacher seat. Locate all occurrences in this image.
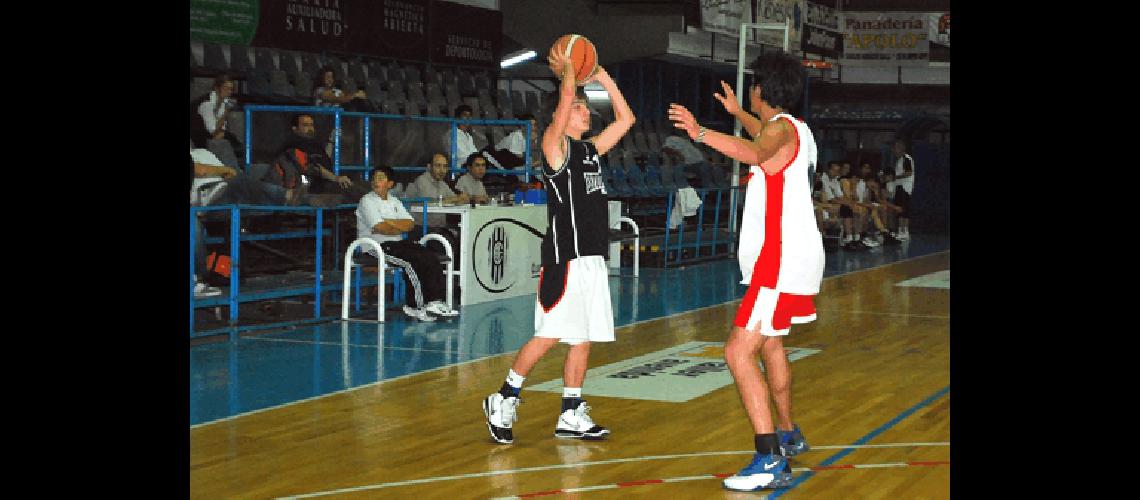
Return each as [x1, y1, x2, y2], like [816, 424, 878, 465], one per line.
[524, 91, 540, 115]
[230, 45, 253, 76]
[295, 75, 314, 101]
[301, 53, 323, 79]
[246, 71, 272, 97]
[203, 43, 228, 72]
[403, 64, 422, 84]
[270, 70, 294, 97]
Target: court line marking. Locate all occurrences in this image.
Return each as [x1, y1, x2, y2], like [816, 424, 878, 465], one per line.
[192, 250, 950, 429]
[243, 336, 502, 355]
[814, 309, 950, 320]
[492, 460, 951, 499]
[274, 442, 950, 499]
[768, 385, 951, 499]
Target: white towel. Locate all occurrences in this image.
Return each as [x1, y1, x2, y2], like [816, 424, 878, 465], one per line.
[668, 187, 702, 229]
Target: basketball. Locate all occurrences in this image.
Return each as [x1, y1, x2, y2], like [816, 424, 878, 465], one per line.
[552, 34, 598, 85]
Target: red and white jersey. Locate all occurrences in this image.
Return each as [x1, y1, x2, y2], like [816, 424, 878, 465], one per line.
[737, 113, 825, 295]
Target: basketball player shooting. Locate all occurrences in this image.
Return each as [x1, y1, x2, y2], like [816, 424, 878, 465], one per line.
[482, 38, 636, 444]
[668, 52, 824, 491]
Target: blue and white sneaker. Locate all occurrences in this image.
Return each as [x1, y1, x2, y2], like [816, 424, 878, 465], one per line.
[778, 425, 810, 457]
[722, 453, 793, 492]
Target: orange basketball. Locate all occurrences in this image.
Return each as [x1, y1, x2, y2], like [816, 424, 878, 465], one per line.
[552, 34, 598, 86]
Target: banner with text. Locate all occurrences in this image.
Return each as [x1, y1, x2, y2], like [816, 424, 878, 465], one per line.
[700, 0, 754, 41]
[840, 11, 930, 66]
[429, 0, 502, 68]
[755, 0, 804, 52]
[803, 0, 837, 30]
[801, 23, 841, 59]
[190, 0, 261, 45]
[191, 0, 500, 66]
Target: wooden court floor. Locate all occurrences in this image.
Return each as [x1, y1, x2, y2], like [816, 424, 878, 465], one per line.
[190, 251, 950, 499]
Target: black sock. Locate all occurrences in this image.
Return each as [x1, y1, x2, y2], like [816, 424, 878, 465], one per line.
[499, 381, 520, 398]
[754, 433, 781, 455]
[562, 397, 583, 412]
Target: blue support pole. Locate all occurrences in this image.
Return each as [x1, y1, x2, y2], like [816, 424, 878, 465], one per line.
[712, 189, 723, 255]
[695, 191, 707, 258]
[314, 208, 323, 319]
[333, 110, 341, 175]
[663, 191, 673, 268]
[363, 116, 371, 180]
[523, 121, 532, 183]
[229, 206, 240, 328]
[190, 208, 197, 335]
[450, 121, 458, 178]
[244, 108, 252, 169]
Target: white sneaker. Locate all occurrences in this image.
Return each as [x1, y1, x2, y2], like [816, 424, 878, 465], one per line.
[554, 402, 609, 440]
[424, 300, 459, 318]
[483, 393, 521, 444]
[194, 282, 222, 298]
[403, 305, 437, 322]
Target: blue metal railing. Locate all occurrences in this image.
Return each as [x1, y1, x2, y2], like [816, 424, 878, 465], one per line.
[242, 105, 536, 182]
[190, 198, 433, 338]
[661, 185, 745, 268]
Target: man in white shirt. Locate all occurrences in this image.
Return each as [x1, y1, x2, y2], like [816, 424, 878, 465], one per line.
[891, 140, 914, 240]
[441, 104, 479, 166]
[455, 155, 490, 204]
[356, 165, 459, 321]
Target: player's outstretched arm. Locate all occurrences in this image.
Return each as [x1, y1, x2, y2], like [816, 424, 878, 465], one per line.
[668, 103, 791, 176]
[587, 67, 636, 157]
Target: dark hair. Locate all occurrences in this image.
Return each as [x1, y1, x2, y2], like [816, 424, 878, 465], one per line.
[464, 152, 485, 168]
[454, 104, 473, 117]
[291, 113, 313, 128]
[515, 112, 534, 122]
[314, 65, 338, 89]
[213, 74, 232, 89]
[748, 52, 805, 112]
[827, 160, 842, 169]
[371, 165, 395, 181]
[543, 88, 588, 117]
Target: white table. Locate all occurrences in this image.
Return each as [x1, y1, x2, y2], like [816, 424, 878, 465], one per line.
[418, 202, 548, 306]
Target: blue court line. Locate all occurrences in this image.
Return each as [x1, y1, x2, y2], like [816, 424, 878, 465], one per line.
[768, 385, 951, 498]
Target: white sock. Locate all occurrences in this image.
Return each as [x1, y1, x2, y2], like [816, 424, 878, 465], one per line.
[506, 369, 526, 389]
[563, 387, 582, 398]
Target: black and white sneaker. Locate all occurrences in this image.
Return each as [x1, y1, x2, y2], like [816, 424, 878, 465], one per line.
[554, 402, 609, 440]
[483, 393, 520, 444]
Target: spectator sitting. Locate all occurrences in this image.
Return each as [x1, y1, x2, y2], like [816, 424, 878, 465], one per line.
[440, 104, 480, 165]
[482, 113, 543, 182]
[189, 150, 233, 298]
[855, 162, 901, 245]
[355, 165, 459, 321]
[190, 138, 289, 206]
[312, 65, 371, 111]
[839, 161, 874, 249]
[280, 113, 370, 207]
[404, 152, 469, 226]
[455, 154, 491, 204]
[194, 74, 244, 166]
[261, 113, 368, 207]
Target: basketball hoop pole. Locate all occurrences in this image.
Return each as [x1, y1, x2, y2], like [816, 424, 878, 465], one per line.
[729, 19, 790, 239]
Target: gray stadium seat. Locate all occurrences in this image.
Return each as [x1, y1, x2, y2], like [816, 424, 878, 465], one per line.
[255, 48, 276, 73]
[203, 43, 228, 72]
[229, 46, 253, 76]
[295, 75, 314, 102]
[524, 91, 540, 115]
[270, 70, 294, 97]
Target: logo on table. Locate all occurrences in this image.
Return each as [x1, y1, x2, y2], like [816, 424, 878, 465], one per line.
[489, 226, 509, 285]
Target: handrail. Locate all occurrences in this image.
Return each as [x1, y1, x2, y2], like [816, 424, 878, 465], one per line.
[342, 238, 385, 322]
[417, 233, 455, 309]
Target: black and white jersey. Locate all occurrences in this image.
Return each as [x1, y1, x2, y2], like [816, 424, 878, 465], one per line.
[541, 138, 609, 265]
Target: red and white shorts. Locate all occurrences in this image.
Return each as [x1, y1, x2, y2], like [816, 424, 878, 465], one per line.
[534, 256, 615, 345]
[734, 286, 817, 336]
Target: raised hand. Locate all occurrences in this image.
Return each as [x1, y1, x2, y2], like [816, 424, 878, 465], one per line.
[667, 103, 700, 141]
[547, 46, 574, 81]
[713, 80, 741, 116]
